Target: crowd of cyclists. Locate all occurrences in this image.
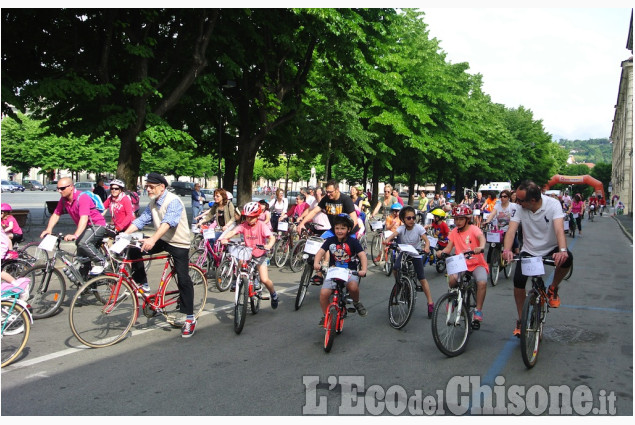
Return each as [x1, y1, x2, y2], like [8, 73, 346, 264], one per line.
[1, 174, 611, 346]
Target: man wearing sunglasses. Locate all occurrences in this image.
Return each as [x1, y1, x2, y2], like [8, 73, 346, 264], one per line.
[41, 177, 109, 276]
[502, 180, 572, 337]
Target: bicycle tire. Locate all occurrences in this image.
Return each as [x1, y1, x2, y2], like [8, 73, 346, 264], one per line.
[289, 240, 306, 272]
[215, 258, 235, 292]
[388, 276, 416, 329]
[324, 305, 338, 353]
[250, 286, 261, 314]
[489, 247, 500, 286]
[1, 300, 31, 367]
[431, 291, 471, 357]
[189, 248, 212, 276]
[1, 259, 32, 279]
[18, 241, 49, 266]
[502, 253, 513, 278]
[520, 291, 542, 368]
[273, 238, 290, 268]
[371, 234, 384, 267]
[295, 262, 312, 310]
[570, 223, 576, 238]
[435, 258, 446, 274]
[358, 234, 368, 253]
[384, 248, 394, 276]
[20, 265, 66, 319]
[234, 276, 248, 334]
[564, 263, 573, 281]
[69, 276, 137, 348]
[162, 264, 208, 326]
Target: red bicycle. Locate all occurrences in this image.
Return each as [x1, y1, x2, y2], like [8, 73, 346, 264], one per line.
[189, 224, 230, 291]
[323, 267, 361, 353]
[69, 236, 208, 348]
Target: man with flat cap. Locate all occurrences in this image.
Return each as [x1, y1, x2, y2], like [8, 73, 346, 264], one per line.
[124, 173, 198, 338]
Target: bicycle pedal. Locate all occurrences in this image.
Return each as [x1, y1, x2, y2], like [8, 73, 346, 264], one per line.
[347, 307, 357, 313]
[471, 320, 481, 330]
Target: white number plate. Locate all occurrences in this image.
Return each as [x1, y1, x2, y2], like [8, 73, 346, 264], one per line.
[370, 221, 384, 231]
[472, 209, 481, 216]
[446, 253, 468, 275]
[38, 235, 57, 252]
[229, 245, 253, 261]
[277, 221, 289, 232]
[304, 238, 323, 255]
[521, 256, 545, 276]
[486, 232, 501, 243]
[325, 266, 349, 282]
[428, 237, 438, 248]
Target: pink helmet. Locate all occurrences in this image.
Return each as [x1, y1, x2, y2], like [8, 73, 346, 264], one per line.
[1, 203, 11, 212]
[242, 201, 262, 218]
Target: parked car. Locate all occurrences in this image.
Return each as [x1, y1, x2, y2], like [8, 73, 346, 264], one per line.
[46, 181, 58, 191]
[170, 181, 196, 196]
[74, 181, 96, 192]
[1, 180, 15, 193]
[22, 180, 46, 191]
[200, 188, 215, 199]
[9, 181, 25, 192]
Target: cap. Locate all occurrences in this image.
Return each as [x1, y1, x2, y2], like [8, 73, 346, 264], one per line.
[146, 173, 168, 187]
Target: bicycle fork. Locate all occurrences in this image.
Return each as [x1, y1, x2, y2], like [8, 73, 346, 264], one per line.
[446, 288, 464, 326]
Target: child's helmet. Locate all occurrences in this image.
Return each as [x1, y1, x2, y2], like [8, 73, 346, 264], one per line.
[242, 201, 262, 217]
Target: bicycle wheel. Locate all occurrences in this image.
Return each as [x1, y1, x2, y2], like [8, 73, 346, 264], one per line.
[295, 262, 312, 310]
[273, 238, 290, 268]
[502, 255, 513, 279]
[384, 249, 394, 276]
[1, 300, 31, 367]
[189, 248, 212, 276]
[371, 234, 384, 267]
[520, 291, 542, 368]
[564, 263, 573, 281]
[289, 240, 306, 272]
[69, 276, 137, 348]
[324, 305, 338, 353]
[358, 234, 368, 253]
[162, 265, 208, 326]
[19, 241, 49, 266]
[489, 247, 500, 286]
[250, 288, 261, 314]
[234, 276, 248, 334]
[435, 258, 446, 274]
[215, 258, 235, 292]
[431, 291, 471, 357]
[1, 259, 32, 279]
[20, 265, 66, 319]
[570, 223, 575, 238]
[388, 276, 416, 329]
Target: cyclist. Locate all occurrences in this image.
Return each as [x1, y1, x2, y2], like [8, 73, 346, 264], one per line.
[124, 172, 197, 337]
[481, 189, 519, 256]
[1, 203, 24, 244]
[436, 204, 488, 325]
[425, 208, 450, 252]
[482, 192, 497, 215]
[418, 190, 430, 213]
[268, 188, 288, 233]
[502, 180, 572, 337]
[385, 203, 403, 233]
[191, 183, 206, 224]
[196, 188, 236, 232]
[597, 194, 606, 216]
[41, 177, 108, 276]
[588, 194, 598, 220]
[369, 184, 399, 219]
[567, 193, 584, 237]
[102, 179, 135, 232]
[280, 193, 310, 223]
[392, 189, 404, 206]
[384, 206, 434, 317]
[257, 199, 272, 230]
[1, 229, 30, 302]
[220, 202, 279, 309]
[314, 214, 368, 325]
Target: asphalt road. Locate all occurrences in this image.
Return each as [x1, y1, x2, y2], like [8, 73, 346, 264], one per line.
[1, 191, 632, 416]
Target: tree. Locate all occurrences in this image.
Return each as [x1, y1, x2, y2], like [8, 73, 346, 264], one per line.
[590, 162, 612, 195]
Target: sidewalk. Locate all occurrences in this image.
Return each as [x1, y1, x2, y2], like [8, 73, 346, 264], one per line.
[613, 212, 633, 242]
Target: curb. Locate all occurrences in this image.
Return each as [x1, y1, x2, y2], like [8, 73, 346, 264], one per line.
[612, 215, 633, 243]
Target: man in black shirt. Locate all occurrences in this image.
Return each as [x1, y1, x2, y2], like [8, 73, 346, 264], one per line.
[297, 179, 359, 238]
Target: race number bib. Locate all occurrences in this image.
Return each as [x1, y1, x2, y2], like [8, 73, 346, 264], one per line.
[370, 221, 384, 231]
[304, 237, 323, 255]
[521, 257, 545, 276]
[445, 253, 468, 275]
[326, 266, 349, 282]
[486, 232, 501, 243]
[277, 221, 289, 232]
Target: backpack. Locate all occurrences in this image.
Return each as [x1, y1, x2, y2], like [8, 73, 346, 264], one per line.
[125, 190, 140, 211]
[79, 191, 106, 213]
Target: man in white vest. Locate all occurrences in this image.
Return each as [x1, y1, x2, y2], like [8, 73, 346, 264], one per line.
[125, 172, 197, 338]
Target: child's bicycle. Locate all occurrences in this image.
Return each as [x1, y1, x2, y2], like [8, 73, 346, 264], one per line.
[323, 267, 361, 353]
[189, 225, 229, 290]
[68, 235, 208, 348]
[431, 251, 479, 357]
[1, 286, 33, 367]
[294, 236, 325, 311]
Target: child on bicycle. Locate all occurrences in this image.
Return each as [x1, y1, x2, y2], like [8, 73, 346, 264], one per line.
[1, 229, 30, 301]
[436, 204, 488, 325]
[1, 203, 24, 244]
[425, 208, 450, 251]
[220, 202, 279, 309]
[384, 206, 435, 318]
[385, 203, 403, 233]
[314, 214, 368, 325]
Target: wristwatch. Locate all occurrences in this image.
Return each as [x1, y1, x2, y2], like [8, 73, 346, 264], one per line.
[559, 248, 567, 252]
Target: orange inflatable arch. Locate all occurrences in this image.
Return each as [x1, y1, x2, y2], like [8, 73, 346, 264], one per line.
[543, 175, 605, 199]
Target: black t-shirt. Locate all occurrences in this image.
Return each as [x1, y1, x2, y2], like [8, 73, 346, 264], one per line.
[317, 193, 359, 233]
[320, 235, 363, 270]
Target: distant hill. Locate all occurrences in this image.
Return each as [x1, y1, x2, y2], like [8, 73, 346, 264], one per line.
[557, 138, 612, 164]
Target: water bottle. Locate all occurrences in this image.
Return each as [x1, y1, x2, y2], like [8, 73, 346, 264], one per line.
[63, 267, 78, 284]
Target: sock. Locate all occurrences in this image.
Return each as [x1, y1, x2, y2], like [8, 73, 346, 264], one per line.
[271, 291, 278, 300]
[186, 314, 195, 322]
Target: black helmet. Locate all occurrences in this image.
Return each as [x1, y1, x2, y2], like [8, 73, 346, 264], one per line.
[332, 213, 354, 231]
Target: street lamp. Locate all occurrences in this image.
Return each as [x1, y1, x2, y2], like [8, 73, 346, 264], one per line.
[218, 80, 236, 189]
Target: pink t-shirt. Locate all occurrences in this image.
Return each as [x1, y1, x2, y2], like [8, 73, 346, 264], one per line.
[448, 224, 489, 273]
[233, 220, 273, 258]
[54, 190, 106, 226]
[1, 215, 22, 235]
[103, 195, 134, 231]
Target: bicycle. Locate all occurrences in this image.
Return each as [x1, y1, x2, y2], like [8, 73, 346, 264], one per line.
[225, 241, 269, 335]
[1, 286, 33, 368]
[369, 220, 388, 268]
[271, 219, 298, 268]
[294, 236, 325, 310]
[422, 231, 446, 274]
[512, 255, 558, 368]
[588, 204, 595, 222]
[387, 243, 421, 330]
[68, 236, 208, 348]
[483, 223, 512, 286]
[289, 222, 322, 273]
[189, 225, 228, 290]
[323, 267, 361, 353]
[14, 240, 50, 266]
[431, 251, 479, 357]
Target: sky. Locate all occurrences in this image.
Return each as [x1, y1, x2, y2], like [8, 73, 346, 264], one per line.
[419, 6, 632, 142]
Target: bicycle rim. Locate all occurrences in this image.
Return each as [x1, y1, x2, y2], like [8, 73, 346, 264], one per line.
[1, 301, 31, 368]
[388, 277, 415, 329]
[189, 248, 211, 276]
[431, 292, 470, 357]
[295, 263, 312, 310]
[274, 239, 290, 268]
[215, 258, 234, 292]
[384, 251, 393, 276]
[289, 240, 306, 272]
[163, 265, 208, 325]
[234, 276, 248, 334]
[69, 276, 137, 348]
[520, 292, 541, 368]
[324, 305, 338, 352]
[22, 265, 66, 319]
[564, 264, 573, 281]
[371, 235, 383, 266]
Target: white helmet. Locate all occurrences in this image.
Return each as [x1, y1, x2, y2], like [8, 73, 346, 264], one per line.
[242, 201, 262, 217]
[109, 179, 125, 189]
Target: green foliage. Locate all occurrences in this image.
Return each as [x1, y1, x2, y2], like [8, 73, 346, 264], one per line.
[558, 138, 612, 164]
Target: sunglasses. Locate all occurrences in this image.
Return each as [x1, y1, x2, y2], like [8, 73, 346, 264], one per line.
[500, 195, 509, 198]
[325, 190, 335, 195]
[404, 216, 416, 220]
[516, 198, 528, 203]
[57, 185, 71, 191]
[110, 187, 121, 191]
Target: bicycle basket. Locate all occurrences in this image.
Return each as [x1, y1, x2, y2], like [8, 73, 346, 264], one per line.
[229, 245, 253, 261]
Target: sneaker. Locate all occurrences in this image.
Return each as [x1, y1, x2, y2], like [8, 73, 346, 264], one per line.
[513, 320, 521, 337]
[547, 286, 560, 308]
[318, 315, 325, 327]
[354, 301, 367, 316]
[310, 274, 324, 285]
[271, 296, 279, 310]
[89, 264, 105, 275]
[181, 319, 196, 338]
[140, 283, 151, 293]
[427, 303, 434, 319]
[473, 309, 483, 322]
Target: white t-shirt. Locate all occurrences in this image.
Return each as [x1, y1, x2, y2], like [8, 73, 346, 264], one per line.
[396, 223, 426, 251]
[511, 195, 565, 257]
[269, 197, 288, 215]
[491, 202, 518, 232]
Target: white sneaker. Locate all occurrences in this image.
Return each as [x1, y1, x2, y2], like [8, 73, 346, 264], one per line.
[141, 283, 151, 293]
[89, 264, 105, 275]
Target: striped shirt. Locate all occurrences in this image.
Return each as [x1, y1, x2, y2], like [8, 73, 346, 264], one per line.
[132, 190, 184, 230]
